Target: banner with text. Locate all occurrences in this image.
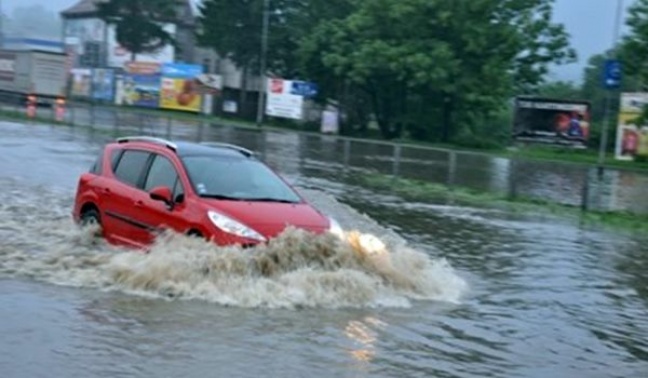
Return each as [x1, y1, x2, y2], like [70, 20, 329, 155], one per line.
[615, 93, 648, 161]
[265, 78, 305, 120]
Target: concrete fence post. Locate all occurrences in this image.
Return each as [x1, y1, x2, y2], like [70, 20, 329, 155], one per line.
[343, 139, 351, 173]
[581, 169, 590, 212]
[113, 111, 119, 137]
[508, 158, 518, 200]
[90, 103, 95, 129]
[166, 116, 172, 139]
[392, 144, 402, 178]
[447, 150, 457, 188]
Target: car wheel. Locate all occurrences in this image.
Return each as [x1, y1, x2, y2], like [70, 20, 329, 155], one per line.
[187, 229, 203, 238]
[80, 208, 101, 227]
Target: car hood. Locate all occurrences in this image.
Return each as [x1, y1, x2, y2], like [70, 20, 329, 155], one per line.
[205, 200, 330, 238]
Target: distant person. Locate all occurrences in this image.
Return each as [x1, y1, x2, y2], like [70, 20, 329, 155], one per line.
[567, 113, 584, 139]
[622, 129, 639, 156]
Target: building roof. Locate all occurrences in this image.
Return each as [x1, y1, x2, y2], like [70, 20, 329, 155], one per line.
[61, 0, 102, 18]
[61, 0, 195, 25]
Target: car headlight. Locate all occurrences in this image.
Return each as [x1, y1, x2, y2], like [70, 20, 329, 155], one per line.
[327, 217, 345, 239]
[207, 210, 267, 242]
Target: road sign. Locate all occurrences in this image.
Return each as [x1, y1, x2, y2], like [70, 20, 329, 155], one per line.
[290, 81, 318, 98]
[604, 59, 622, 89]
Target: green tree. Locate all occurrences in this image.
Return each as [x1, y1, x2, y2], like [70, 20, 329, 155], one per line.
[196, 0, 353, 116]
[534, 81, 581, 101]
[620, 0, 648, 128]
[300, 0, 575, 141]
[621, 0, 648, 86]
[97, 0, 176, 62]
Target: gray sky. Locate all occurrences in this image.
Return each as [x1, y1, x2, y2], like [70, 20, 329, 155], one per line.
[0, 0, 637, 83]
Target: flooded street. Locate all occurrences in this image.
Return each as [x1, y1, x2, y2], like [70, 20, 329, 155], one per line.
[1, 121, 647, 377]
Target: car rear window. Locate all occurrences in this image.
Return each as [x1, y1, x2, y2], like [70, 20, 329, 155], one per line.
[89, 149, 104, 175]
[113, 150, 151, 187]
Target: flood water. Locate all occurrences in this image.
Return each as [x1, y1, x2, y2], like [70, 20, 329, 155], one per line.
[1, 121, 647, 378]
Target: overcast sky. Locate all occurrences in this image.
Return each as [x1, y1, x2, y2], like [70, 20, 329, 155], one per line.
[0, 0, 636, 83]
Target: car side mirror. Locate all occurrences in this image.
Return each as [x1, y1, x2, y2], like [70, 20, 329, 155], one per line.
[149, 186, 174, 208]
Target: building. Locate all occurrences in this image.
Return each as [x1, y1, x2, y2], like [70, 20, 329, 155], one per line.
[60, 0, 196, 69]
[1, 37, 65, 53]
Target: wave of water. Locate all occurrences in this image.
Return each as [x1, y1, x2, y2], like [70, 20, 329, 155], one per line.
[0, 179, 468, 309]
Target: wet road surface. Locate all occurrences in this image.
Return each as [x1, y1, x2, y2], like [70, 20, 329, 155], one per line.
[1, 120, 647, 378]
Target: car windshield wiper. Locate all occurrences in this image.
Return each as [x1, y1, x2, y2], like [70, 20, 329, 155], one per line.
[242, 197, 299, 204]
[199, 194, 247, 201]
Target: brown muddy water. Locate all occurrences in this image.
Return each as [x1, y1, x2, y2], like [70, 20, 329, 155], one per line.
[0, 121, 647, 378]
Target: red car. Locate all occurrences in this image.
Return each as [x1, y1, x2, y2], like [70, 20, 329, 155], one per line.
[72, 136, 342, 250]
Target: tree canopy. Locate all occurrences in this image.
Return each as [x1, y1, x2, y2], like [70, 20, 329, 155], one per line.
[97, 0, 177, 61]
[197, 0, 575, 143]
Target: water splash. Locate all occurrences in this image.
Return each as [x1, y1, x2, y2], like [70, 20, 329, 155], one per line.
[0, 179, 468, 309]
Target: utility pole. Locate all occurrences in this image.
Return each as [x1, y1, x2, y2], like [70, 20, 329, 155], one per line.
[255, 0, 270, 127]
[0, 0, 4, 48]
[598, 0, 625, 176]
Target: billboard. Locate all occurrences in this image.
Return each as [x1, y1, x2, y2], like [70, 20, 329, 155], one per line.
[159, 63, 204, 112]
[115, 62, 161, 108]
[265, 78, 305, 120]
[513, 97, 591, 148]
[91, 68, 115, 101]
[615, 93, 648, 161]
[70, 68, 92, 97]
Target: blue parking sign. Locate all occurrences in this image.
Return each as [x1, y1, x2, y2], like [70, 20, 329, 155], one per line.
[603, 59, 622, 89]
[290, 81, 319, 98]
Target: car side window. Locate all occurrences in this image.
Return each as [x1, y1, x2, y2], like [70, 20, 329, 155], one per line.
[113, 150, 151, 187]
[173, 176, 185, 201]
[144, 155, 180, 193]
[111, 149, 124, 172]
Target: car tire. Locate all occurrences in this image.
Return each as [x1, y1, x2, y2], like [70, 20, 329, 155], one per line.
[80, 208, 102, 229]
[187, 229, 204, 238]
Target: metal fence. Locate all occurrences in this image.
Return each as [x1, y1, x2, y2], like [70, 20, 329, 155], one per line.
[1, 96, 647, 215]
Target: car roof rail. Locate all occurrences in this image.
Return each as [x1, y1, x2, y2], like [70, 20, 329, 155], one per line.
[200, 142, 255, 157]
[116, 136, 177, 152]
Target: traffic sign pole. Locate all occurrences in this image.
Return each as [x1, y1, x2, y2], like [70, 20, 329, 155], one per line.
[597, 0, 625, 177]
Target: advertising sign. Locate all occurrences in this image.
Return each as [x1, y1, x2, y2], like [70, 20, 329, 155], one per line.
[512, 97, 591, 148]
[265, 78, 304, 120]
[116, 62, 162, 108]
[615, 92, 648, 161]
[159, 63, 204, 112]
[70, 68, 92, 97]
[321, 109, 339, 134]
[91, 69, 115, 101]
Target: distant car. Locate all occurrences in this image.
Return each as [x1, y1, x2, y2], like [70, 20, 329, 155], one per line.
[72, 136, 343, 250]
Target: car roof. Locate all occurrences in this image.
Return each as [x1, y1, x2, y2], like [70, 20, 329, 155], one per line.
[114, 136, 255, 159]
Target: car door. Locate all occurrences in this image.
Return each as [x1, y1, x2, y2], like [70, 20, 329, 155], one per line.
[138, 153, 188, 244]
[103, 149, 153, 248]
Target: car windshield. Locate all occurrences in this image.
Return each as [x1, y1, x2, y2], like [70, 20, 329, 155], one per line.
[181, 155, 302, 203]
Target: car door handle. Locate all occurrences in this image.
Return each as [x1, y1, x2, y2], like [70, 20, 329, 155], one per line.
[134, 200, 144, 207]
[101, 188, 111, 195]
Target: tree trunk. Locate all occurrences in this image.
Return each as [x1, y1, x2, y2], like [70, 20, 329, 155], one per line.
[441, 94, 454, 143]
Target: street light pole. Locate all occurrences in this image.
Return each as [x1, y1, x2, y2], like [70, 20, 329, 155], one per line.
[0, 0, 4, 48]
[597, 0, 625, 176]
[255, 0, 270, 127]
